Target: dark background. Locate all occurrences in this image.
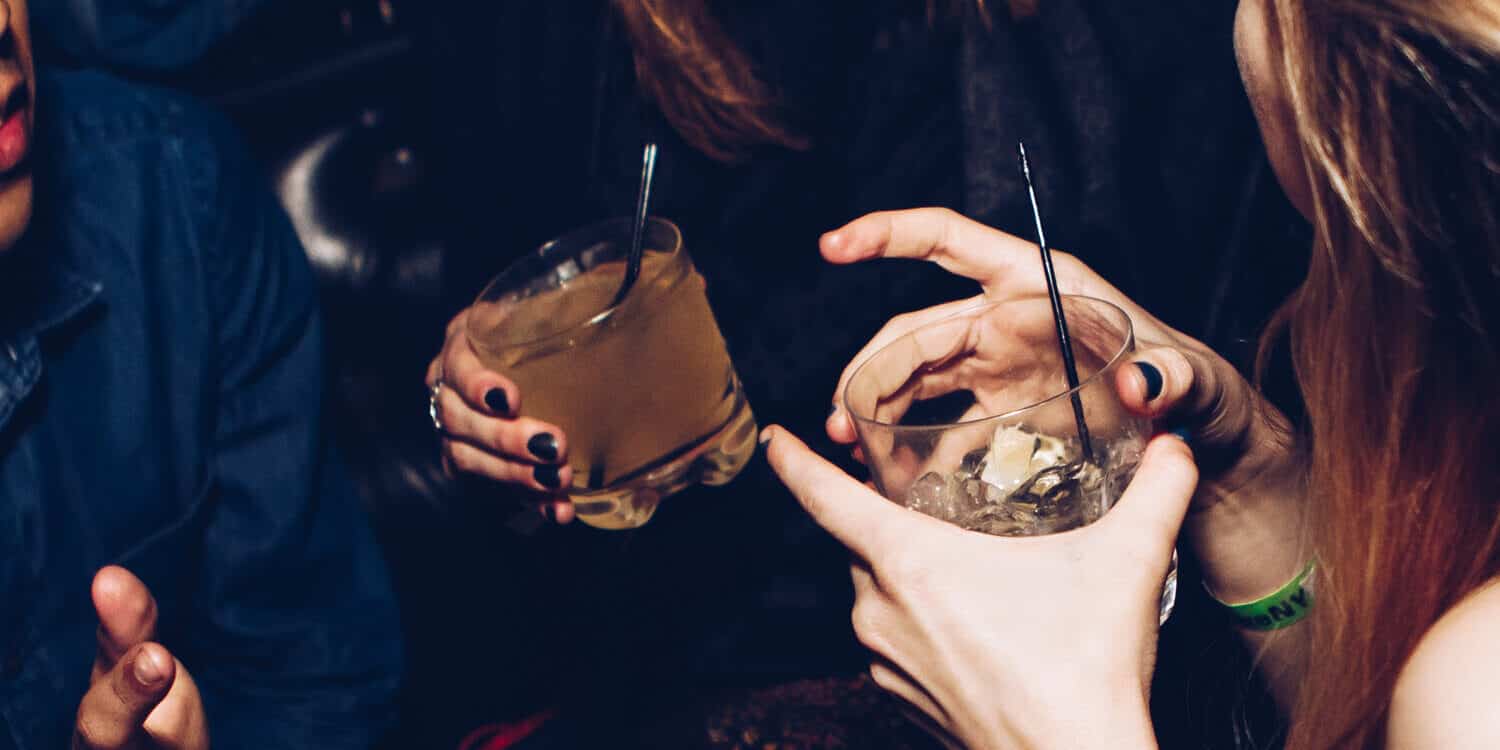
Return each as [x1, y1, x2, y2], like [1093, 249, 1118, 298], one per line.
[38, 2, 1311, 747]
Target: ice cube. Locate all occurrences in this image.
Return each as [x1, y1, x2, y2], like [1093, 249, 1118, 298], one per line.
[960, 478, 993, 512]
[958, 448, 988, 479]
[906, 472, 948, 514]
[981, 425, 1035, 490]
[982, 480, 1006, 504]
[1017, 464, 1071, 498]
[963, 502, 1040, 537]
[1029, 433, 1070, 473]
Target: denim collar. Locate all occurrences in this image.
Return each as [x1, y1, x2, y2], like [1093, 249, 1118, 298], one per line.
[0, 240, 103, 429]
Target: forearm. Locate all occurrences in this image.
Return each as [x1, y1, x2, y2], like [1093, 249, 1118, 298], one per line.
[1185, 468, 1311, 711]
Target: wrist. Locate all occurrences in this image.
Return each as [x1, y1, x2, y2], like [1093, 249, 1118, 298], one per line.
[1186, 474, 1308, 603]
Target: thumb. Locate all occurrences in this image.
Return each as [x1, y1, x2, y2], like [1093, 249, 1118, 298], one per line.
[92, 567, 159, 671]
[73, 643, 175, 750]
[762, 425, 910, 559]
[1115, 345, 1254, 446]
[1097, 434, 1198, 550]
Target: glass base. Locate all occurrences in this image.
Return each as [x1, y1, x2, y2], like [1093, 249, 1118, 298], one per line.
[569, 388, 757, 530]
[1159, 550, 1179, 625]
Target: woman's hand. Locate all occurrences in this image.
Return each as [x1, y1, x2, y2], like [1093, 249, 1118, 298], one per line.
[821, 207, 1312, 627]
[821, 208, 1298, 517]
[764, 426, 1196, 749]
[427, 308, 575, 523]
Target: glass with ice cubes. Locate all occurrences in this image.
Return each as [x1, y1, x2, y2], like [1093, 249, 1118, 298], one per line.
[844, 295, 1175, 621]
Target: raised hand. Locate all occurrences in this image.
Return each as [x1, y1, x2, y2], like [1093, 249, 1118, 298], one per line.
[820, 208, 1299, 514]
[73, 566, 208, 750]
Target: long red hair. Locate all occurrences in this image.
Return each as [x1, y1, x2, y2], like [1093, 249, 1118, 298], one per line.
[1263, 0, 1500, 746]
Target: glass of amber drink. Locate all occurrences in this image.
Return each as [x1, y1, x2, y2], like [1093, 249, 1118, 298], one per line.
[467, 218, 756, 529]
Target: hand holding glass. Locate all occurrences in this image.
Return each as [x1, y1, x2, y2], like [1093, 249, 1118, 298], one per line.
[844, 295, 1175, 621]
[466, 218, 757, 530]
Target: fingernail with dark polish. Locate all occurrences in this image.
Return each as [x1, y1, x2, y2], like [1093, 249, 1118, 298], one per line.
[533, 464, 561, 489]
[485, 388, 510, 415]
[528, 433, 559, 462]
[759, 427, 774, 445]
[1136, 362, 1163, 400]
[1169, 427, 1193, 444]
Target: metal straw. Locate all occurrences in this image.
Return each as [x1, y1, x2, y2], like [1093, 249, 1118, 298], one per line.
[611, 142, 659, 309]
[1017, 142, 1094, 461]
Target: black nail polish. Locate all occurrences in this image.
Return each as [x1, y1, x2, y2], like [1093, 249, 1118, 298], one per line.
[534, 464, 561, 489]
[528, 433, 559, 462]
[485, 388, 510, 415]
[1136, 362, 1164, 400]
[828, 403, 839, 419]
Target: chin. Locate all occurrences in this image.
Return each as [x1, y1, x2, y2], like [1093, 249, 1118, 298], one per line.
[0, 171, 34, 253]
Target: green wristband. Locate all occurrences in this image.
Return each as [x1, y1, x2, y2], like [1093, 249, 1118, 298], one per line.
[1212, 561, 1316, 631]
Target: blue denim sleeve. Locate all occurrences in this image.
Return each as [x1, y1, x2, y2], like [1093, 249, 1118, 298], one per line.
[174, 101, 403, 748]
[32, 0, 268, 71]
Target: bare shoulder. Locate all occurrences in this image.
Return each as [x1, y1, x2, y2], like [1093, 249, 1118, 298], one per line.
[1387, 578, 1500, 748]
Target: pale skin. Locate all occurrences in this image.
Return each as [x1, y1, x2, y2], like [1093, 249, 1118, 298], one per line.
[0, 0, 209, 746]
[760, 0, 1500, 746]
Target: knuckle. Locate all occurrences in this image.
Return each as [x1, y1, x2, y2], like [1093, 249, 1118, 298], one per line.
[485, 421, 515, 453]
[455, 448, 488, 476]
[443, 442, 471, 472]
[72, 713, 110, 750]
[931, 206, 961, 225]
[440, 346, 462, 380]
[1158, 348, 1195, 387]
[938, 212, 959, 254]
[850, 601, 878, 642]
[878, 548, 929, 590]
[851, 610, 890, 657]
[889, 311, 917, 331]
[445, 310, 468, 337]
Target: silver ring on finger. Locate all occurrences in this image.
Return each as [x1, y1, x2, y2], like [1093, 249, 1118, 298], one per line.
[429, 381, 446, 434]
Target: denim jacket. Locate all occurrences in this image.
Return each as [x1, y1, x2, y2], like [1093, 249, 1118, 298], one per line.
[0, 70, 401, 749]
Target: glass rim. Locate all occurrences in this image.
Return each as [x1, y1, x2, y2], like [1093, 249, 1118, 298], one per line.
[467, 216, 685, 352]
[842, 294, 1135, 432]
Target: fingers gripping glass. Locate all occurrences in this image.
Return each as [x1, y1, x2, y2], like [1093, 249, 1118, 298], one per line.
[844, 295, 1176, 623]
[466, 218, 757, 530]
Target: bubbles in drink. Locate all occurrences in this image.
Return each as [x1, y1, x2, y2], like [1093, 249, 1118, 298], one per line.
[904, 424, 1142, 537]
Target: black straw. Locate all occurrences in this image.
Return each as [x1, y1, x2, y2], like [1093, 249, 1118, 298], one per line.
[1017, 142, 1094, 461]
[611, 142, 659, 308]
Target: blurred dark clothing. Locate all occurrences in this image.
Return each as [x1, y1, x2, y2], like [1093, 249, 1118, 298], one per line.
[388, 0, 1308, 746]
[33, 0, 270, 71]
[0, 69, 401, 750]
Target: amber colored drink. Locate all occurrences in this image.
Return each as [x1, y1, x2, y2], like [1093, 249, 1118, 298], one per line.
[468, 219, 756, 529]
